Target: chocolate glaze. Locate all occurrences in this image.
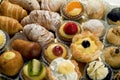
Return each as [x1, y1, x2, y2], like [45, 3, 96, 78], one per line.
[107, 8, 120, 22]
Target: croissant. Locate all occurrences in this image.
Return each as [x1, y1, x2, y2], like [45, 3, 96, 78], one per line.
[23, 23, 54, 47]
[41, 0, 66, 12]
[21, 10, 61, 31]
[9, 0, 40, 12]
[0, 0, 28, 21]
[0, 16, 23, 35]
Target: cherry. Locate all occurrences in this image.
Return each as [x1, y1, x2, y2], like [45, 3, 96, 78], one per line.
[82, 40, 90, 48]
[52, 45, 63, 56]
[63, 22, 78, 35]
[115, 48, 119, 54]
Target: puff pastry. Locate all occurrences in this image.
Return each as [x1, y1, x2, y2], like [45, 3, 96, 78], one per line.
[9, 0, 40, 11]
[21, 10, 61, 31]
[41, 0, 65, 12]
[0, 16, 23, 35]
[23, 23, 54, 47]
[0, 0, 28, 21]
[70, 31, 103, 62]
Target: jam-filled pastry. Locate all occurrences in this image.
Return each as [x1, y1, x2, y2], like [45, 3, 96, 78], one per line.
[0, 0, 28, 21]
[106, 26, 120, 46]
[70, 31, 103, 62]
[83, 0, 106, 19]
[43, 42, 70, 63]
[57, 21, 82, 45]
[0, 16, 23, 35]
[107, 7, 120, 26]
[47, 58, 82, 80]
[9, 0, 40, 11]
[103, 46, 120, 68]
[0, 50, 24, 76]
[21, 59, 47, 80]
[21, 10, 61, 31]
[60, 0, 84, 20]
[23, 23, 54, 47]
[41, 0, 66, 12]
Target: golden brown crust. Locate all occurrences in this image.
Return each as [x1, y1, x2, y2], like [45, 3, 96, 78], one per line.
[0, 0, 28, 21]
[103, 46, 120, 68]
[0, 16, 23, 35]
[0, 50, 24, 76]
[46, 60, 82, 80]
[106, 26, 120, 45]
[70, 31, 103, 62]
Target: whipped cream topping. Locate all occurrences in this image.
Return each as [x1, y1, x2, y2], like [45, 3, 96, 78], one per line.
[49, 58, 78, 80]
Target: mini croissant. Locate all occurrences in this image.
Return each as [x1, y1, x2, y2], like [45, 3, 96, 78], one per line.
[9, 0, 40, 11]
[41, 0, 66, 12]
[0, 16, 23, 35]
[21, 10, 61, 31]
[0, 0, 28, 21]
[23, 23, 54, 47]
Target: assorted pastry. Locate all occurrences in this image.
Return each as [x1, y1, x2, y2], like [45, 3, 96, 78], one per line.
[0, 0, 120, 79]
[43, 42, 71, 63]
[70, 31, 103, 62]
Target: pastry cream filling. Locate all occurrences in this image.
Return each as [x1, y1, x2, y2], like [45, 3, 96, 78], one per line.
[50, 58, 78, 80]
[68, 8, 82, 16]
[59, 23, 80, 39]
[87, 61, 108, 80]
[0, 31, 6, 49]
[74, 37, 98, 54]
[46, 44, 67, 60]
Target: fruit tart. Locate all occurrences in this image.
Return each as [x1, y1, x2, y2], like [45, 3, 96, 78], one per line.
[43, 42, 71, 63]
[21, 59, 47, 80]
[60, 0, 84, 20]
[70, 31, 103, 62]
[47, 57, 82, 80]
[56, 21, 82, 45]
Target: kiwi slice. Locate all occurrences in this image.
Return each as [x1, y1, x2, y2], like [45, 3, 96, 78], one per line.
[28, 59, 42, 76]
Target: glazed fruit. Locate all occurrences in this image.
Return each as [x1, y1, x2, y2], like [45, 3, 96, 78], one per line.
[64, 22, 78, 35]
[22, 59, 46, 80]
[0, 50, 24, 76]
[44, 43, 69, 62]
[12, 39, 42, 59]
[57, 21, 81, 42]
[53, 45, 63, 56]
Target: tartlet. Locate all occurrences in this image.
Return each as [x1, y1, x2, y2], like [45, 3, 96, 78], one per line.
[60, 0, 84, 20]
[84, 61, 113, 80]
[70, 31, 103, 62]
[106, 26, 120, 46]
[103, 46, 120, 69]
[107, 7, 120, 26]
[43, 42, 71, 63]
[21, 59, 47, 80]
[47, 57, 82, 80]
[56, 21, 82, 45]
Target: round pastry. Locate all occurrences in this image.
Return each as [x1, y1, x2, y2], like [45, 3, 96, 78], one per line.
[47, 57, 82, 80]
[84, 0, 106, 19]
[82, 19, 106, 38]
[85, 61, 112, 80]
[57, 21, 82, 44]
[43, 42, 71, 63]
[107, 7, 120, 26]
[60, 0, 84, 20]
[0, 30, 9, 53]
[70, 31, 103, 62]
[113, 71, 120, 80]
[103, 46, 120, 69]
[106, 26, 120, 46]
[21, 59, 47, 80]
[0, 50, 24, 76]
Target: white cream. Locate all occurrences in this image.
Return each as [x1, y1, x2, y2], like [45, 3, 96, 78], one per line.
[49, 58, 78, 80]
